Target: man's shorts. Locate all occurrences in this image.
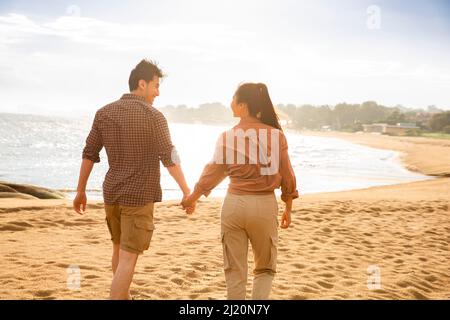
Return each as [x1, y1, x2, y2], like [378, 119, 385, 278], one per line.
[104, 202, 155, 255]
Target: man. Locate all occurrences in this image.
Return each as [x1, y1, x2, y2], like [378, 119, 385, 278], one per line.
[73, 59, 194, 299]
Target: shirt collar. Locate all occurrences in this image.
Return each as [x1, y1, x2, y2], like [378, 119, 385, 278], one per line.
[120, 93, 147, 103]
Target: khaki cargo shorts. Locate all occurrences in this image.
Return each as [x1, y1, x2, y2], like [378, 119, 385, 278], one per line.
[104, 202, 155, 255]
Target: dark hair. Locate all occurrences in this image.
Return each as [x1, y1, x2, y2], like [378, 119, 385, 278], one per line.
[128, 59, 164, 91]
[235, 83, 282, 130]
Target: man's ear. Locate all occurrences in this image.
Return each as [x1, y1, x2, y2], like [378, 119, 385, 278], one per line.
[138, 79, 147, 90]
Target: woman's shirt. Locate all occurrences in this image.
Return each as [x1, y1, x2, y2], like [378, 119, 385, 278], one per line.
[193, 117, 299, 202]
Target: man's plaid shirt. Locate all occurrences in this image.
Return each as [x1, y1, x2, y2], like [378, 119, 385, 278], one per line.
[82, 93, 179, 206]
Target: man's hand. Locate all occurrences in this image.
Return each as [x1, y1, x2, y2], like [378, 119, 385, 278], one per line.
[74, 159, 94, 215]
[181, 194, 196, 215]
[280, 208, 291, 229]
[73, 191, 87, 215]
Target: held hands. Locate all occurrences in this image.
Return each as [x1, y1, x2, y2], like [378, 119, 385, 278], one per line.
[181, 189, 202, 215]
[181, 193, 196, 215]
[73, 191, 87, 215]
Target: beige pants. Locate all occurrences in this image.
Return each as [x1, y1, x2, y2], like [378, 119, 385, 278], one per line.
[221, 192, 278, 300]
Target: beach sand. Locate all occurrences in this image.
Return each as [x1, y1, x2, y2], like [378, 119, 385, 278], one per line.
[0, 132, 449, 300]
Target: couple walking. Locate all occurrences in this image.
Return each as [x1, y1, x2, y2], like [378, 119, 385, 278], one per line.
[73, 59, 298, 300]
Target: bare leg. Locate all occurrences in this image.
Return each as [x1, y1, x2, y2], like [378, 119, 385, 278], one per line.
[112, 243, 120, 275]
[110, 249, 138, 300]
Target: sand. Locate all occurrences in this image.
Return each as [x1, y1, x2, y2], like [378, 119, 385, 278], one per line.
[0, 132, 449, 300]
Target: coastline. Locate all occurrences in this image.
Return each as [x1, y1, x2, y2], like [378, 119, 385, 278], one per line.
[0, 132, 449, 299]
[298, 130, 450, 177]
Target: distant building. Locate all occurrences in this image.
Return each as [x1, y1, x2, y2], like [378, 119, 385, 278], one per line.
[362, 123, 386, 133]
[362, 123, 419, 136]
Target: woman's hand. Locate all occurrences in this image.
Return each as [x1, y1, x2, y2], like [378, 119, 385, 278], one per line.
[280, 197, 293, 228]
[280, 208, 291, 228]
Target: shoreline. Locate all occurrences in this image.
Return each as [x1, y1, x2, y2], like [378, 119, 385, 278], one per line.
[0, 130, 449, 300]
[298, 130, 450, 177]
[3, 129, 446, 203]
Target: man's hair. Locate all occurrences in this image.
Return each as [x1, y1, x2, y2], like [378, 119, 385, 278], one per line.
[128, 59, 164, 91]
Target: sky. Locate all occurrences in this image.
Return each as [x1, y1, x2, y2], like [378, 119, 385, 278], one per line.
[0, 0, 449, 116]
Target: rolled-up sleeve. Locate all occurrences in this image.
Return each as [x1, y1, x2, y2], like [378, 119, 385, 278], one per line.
[279, 132, 299, 202]
[194, 132, 227, 197]
[82, 111, 103, 163]
[194, 163, 227, 197]
[154, 112, 179, 167]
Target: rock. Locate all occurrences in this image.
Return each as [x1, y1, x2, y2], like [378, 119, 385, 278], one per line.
[0, 181, 65, 199]
[0, 184, 18, 193]
[0, 192, 38, 199]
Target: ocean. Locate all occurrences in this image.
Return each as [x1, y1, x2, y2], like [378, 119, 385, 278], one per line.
[0, 112, 429, 201]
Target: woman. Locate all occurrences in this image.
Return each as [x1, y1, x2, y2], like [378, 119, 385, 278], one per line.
[182, 82, 298, 300]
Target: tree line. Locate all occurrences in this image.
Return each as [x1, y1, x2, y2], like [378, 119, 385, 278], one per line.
[159, 102, 450, 134]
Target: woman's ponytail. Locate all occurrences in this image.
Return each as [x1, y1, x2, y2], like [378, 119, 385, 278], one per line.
[257, 83, 282, 131]
[235, 82, 282, 131]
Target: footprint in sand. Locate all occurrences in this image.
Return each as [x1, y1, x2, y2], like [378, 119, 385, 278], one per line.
[316, 280, 334, 289]
[408, 289, 429, 300]
[301, 286, 318, 294]
[186, 270, 199, 279]
[319, 273, 335, 279]
[33, 290, 55, 299]
[396, 280, 412, 288]
[171, 278, 184, 286]
[144, 266, 156, 272]
[0, 224, 27, 231]
[290, 294, 308, 300]
[11, 221, 34, 227]
[424, 275, 437, 283]
[191, 263, 207, 271]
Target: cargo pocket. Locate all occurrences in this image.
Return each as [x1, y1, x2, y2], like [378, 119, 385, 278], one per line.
[269, 235, 278, 273]
[221, 232, 231, 271]
[132, 216, 155, 252]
